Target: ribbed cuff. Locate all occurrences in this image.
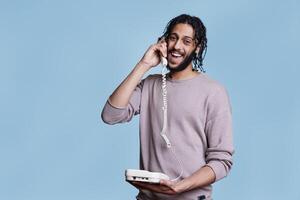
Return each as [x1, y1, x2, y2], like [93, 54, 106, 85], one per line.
[205, 160, 226, 182]
[101, 100, 127, 124]
[107, 98, 127, 109]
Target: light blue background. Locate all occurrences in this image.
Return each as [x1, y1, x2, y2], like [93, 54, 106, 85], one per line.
[1, 0, 299, 199]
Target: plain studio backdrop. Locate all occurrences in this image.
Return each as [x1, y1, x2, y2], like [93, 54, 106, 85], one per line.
[0, 0, 299, 199]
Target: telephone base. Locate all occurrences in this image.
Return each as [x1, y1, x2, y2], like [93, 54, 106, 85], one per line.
[125, 169, 169, 184]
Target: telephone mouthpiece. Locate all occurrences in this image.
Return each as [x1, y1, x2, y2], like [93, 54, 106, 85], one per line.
[161, 57, 168, 66]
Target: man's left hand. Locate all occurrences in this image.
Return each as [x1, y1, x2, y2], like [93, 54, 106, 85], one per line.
[128, 179, 186, 195]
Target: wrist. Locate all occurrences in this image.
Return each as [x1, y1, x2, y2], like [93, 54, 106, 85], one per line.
[136, 60, 152, 71]
[175, 179, 192, 193]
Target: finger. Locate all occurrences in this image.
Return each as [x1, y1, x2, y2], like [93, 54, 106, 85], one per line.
[157, 38, 167, 50]
[131, 181, 146, 187]
[159, 43, 167, 57]
[132, 181, 171, 192]
[161, 190, 177, 195]
[147, 184, 171, 193]
[160, 179, 171, 186]
[156, 45, 167, 58]
[157, 36, 166, 43]
[130, 181, 158, 189]
[127, 181, 140, 187]
[127, 182, 146, 191]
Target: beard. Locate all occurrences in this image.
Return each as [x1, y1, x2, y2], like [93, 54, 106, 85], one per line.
[166, 49, 197, 72]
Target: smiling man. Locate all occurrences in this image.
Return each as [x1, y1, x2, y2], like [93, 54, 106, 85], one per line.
[101, 14, 234, 200]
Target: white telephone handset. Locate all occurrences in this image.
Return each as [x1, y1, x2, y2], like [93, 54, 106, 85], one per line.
[125, 56, 183, 184]
[161, 56, 168, 67]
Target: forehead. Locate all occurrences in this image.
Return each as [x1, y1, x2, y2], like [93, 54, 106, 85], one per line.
[169, 23, 195, 38]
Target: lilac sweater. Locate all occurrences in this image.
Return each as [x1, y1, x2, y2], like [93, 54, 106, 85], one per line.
[101, 73, 234, 200]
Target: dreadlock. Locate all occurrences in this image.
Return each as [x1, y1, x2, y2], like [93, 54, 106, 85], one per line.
[160, 14, 208, 72]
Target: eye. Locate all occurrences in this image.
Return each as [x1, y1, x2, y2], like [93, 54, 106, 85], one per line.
[168, 35, 177, 41]
[183, 39, 192, 45]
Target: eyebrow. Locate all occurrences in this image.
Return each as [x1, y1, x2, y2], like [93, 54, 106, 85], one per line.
[169, 33, 194, 40]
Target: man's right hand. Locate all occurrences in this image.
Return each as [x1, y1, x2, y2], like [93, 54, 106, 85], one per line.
[107, 37, 167, 108]
[138, 37, 168, 70]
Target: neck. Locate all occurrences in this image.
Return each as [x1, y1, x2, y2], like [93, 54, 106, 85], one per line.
[169, 64, 200, 80]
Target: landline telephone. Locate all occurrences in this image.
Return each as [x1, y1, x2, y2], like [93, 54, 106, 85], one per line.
[125, 57, 183, 184]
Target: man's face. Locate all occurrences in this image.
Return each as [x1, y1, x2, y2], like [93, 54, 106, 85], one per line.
[166, 23, 198, 71]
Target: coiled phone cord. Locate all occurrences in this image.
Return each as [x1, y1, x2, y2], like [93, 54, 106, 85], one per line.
[160, 58, 183, 182]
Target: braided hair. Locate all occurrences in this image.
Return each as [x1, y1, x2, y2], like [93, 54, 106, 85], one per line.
[160, 14, 208, 72]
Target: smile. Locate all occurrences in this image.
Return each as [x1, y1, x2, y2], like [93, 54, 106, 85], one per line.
[170, 52, 183, 58]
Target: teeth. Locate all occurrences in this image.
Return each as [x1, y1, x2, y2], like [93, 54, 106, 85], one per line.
[171, 52, 182, 57]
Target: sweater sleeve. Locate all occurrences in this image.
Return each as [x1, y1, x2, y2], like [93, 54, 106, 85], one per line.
[101, 79, 144, 125]
[204, 85, 234, 182]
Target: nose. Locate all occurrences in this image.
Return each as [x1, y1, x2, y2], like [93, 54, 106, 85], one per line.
[174, 39, 182, 50]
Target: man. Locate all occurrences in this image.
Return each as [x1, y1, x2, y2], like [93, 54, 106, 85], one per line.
[101, 14, 234, 200]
